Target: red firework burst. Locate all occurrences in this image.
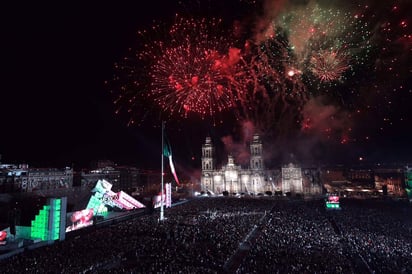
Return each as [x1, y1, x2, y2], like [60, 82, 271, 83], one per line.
[142, 16, 244, 119]
[310, 49, 350, 82]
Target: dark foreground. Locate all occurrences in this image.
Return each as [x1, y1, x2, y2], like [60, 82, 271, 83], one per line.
[0, 197, 411, 274]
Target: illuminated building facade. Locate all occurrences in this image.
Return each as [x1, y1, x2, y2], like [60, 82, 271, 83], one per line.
[0, 165, 73, 193]
[79, 163, 144, 193]
[201, 135, 322, 195]
[322, 166, 406, 197]
[80, 166, 120, 189]
[374, 168, 405, 196]
[282, 164, 303, 194]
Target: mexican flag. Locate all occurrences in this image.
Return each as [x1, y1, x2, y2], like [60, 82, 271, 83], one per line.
[163, 131, 181, 186]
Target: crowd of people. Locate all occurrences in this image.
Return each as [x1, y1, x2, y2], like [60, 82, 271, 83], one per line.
[237, 200, 353, 273]
[237, 198, 412, 274]
[333, 199, 412, 274]
[0, 196, 411, 273]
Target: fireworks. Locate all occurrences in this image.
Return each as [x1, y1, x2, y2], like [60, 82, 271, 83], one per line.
[108, 0, 411, 147]
[233, 36, 308, 137]
[274, 3, 372, 86]
[309, 49, 350, 82]
[110, 15, 245, 125]
[148, 17, 243, 118]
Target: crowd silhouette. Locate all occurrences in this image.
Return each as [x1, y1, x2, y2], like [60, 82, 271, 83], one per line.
[0, 197, 411, 273]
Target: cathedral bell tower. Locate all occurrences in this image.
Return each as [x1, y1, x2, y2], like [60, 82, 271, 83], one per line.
[201, 137, 215, 192]
[250, 134, 263, 170]
[202, 137, 214, 171]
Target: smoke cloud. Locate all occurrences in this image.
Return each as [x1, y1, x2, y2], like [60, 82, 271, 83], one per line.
[221, 120, 256, 166]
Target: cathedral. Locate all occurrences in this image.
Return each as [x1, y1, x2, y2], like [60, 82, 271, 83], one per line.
[200, 135, 323, 196]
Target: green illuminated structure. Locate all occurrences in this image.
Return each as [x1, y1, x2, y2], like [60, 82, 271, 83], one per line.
[326, 202, 340, 209]
[31, 205, 49, 240]
[86, 192, 108, 215]
[30, 197, 67, 242]
[405, 167, 412, 202]
[325, 194, 341, 210]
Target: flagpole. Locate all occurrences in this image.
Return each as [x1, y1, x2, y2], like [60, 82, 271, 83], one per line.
[160, 121, 165, 221]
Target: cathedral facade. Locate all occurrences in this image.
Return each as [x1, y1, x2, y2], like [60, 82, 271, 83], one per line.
[200, 135, 323, 196]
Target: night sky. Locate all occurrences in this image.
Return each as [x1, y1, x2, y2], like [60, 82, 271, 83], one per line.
[2, 1, 174, 168]
[2, 0, 411, 171]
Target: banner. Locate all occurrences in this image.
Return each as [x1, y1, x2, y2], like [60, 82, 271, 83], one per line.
[166, 183, 172, 208]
